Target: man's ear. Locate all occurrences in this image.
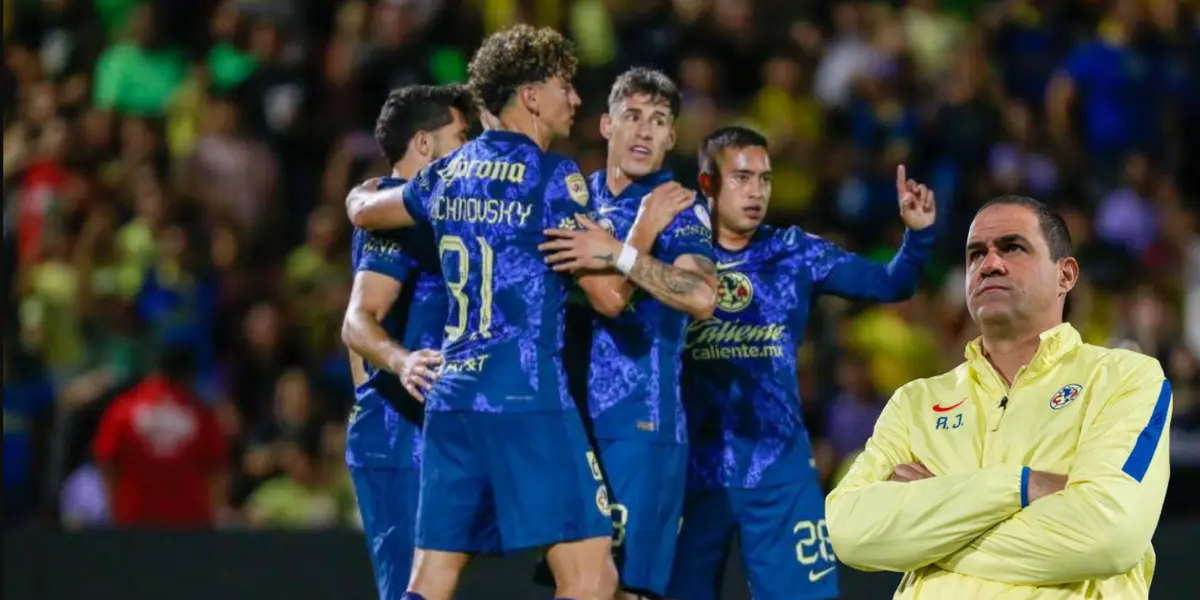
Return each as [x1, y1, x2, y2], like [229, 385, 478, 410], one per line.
[412, 131, 431, 159]
[698, 172, 715, 198]
[599, 113, 613, 140]
[1059, 256, 1080, 296]
[519, 84, 539, 117]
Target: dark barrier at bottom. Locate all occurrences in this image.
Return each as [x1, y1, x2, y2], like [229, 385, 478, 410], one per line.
[5, 520, 1199, 600]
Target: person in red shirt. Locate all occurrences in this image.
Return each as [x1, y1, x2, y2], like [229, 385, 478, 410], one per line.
[93, 344, 228, 527]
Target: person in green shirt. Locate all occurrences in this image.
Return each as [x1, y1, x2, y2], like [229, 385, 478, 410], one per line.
[245, 424, 358, 529]
[92, 2, 185, 115]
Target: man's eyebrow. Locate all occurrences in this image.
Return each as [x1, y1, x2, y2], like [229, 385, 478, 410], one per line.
[965, 234, 1033, 252]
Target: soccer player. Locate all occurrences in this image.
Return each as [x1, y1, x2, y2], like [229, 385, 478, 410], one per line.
[827, 196, 1171, 599]
[666, 127, 937, 600]
[345, 25, 621, 600]
[342, 84, 472, 600]
[538, 67, 717, 599]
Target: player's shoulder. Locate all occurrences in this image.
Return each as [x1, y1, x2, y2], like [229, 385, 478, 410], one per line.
[540, 152, 589, 206]
[1076, 343, 1165, 388]
[669, 196, 712, 230]
[540, 150, 583, 175]
[774, 225, 831, 249]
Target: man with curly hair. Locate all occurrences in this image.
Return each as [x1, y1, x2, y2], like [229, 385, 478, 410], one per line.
[343, 25, 638, 600]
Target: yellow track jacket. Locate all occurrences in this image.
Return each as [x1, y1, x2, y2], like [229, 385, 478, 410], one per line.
[827, 324, 1172, 599]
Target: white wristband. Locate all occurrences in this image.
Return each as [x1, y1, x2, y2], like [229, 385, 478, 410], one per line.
[615, 244, 638, 275]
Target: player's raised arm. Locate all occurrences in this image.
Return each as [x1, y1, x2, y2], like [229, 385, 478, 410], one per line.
[345, 177, 419, 230]
[812, 165, 937, 301]
[825, 385, 1029, 573]
[936, 358, 1171, 585]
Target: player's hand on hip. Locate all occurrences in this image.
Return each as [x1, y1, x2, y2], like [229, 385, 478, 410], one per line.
[635, 181, 695, 236]
[889, 462, 935, 482]
[1026, 470, 1068, 503]
[895, 164, 936, 231]
[540, 214, 623, 273]
[397, 349, 443, 402]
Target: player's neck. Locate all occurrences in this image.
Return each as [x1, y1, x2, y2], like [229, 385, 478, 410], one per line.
[497, 111, 552, 150]
[392, 156, 425, 181]
[979, 322, 1057, 385]
[604, 159, 663, 197]
[716, 226, 754, 252]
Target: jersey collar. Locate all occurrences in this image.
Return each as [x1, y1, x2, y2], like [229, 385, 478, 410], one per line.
[964, 322, 1082, 377]
[478, 130, 539, 148]
[592, 168, 675, 203]
[379, 175, 408, 187]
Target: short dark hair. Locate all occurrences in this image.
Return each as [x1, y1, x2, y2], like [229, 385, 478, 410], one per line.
[699, 126, 769, 177]
[977, 195, 1074, 261]
[607, 67, 681, 119]
[467, 24, 578, 116]
[375, 84, 474, 165]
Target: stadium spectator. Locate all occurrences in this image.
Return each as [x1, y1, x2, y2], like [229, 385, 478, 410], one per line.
[92, 344, 228, 527]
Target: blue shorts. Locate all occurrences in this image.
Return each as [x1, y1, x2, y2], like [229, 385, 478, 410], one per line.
[416, 410, 610, 554]
[349, 467, 420, 600]
[668, 477, 838, 600]
[595, 439, 688, 598]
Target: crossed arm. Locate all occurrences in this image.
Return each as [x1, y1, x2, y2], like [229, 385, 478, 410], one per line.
[826, 362, 1172, 584]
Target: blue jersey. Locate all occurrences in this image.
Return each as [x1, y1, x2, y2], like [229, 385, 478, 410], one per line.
[682, 224, 934, 488]
[401, 130, 592, 413]
[346, 176, 448, 469]
[585, 169, 714, 444]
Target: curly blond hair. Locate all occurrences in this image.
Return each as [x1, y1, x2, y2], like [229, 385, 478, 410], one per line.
[467, 24, 578, 116]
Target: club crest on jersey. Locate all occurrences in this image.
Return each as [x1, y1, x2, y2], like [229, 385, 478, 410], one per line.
[595, 485, 610, 514]
[566, 173, 589, 206]
[1050, 384, 1082, 410]
[717, 271, 754, 313]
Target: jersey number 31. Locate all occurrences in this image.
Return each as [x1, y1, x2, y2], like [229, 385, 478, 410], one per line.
[439, 235, 495, 341]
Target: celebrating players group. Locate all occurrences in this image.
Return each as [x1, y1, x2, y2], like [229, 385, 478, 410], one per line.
[339, 23, 938, 600]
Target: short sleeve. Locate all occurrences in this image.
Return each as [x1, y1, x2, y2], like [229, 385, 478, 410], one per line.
[401, 164, 436, 225]
[544, 157, 594, 230]
[660, 200, 714, 264]
[356, 229, 416, 282]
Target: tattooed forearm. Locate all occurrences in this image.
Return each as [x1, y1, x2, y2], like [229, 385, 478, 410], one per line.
[629, 257, 703, 295]
[625, 255, 717, 320]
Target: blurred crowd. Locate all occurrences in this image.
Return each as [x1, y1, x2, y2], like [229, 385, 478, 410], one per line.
[4, 0, 1199, 529]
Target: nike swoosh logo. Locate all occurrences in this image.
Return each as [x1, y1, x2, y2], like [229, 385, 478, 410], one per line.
[808, 566, 835, 583]
[716, 260, 747, 270]
[932, 399, 966, 412]
[597, 205, 619, 215]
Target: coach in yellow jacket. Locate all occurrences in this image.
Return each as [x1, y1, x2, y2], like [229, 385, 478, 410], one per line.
[827, 195, 1172, 599]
